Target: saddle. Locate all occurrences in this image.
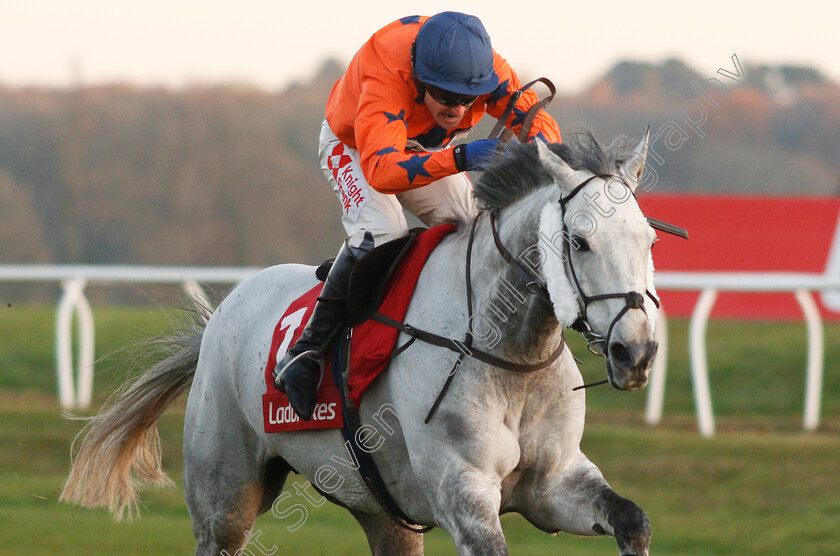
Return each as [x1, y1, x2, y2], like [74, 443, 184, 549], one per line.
[262, 223, 457, 431]
[317, 227, 423, 326]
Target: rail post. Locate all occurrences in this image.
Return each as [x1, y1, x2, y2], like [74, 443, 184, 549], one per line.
[55, 278, 95, 410]
[645, 307, 668, 426]
[796, 290, 824, 431]
[689, 288, 717, 437]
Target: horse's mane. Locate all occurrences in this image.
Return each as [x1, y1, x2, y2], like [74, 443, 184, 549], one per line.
[473, 131, 631, 211]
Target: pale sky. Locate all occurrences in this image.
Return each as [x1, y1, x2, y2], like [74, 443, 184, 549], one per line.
[2, 0, 838, 93]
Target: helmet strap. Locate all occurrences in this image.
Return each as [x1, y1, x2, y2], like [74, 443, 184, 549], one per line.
[410, 42, 426, 104]
[411, 74, 427, 105]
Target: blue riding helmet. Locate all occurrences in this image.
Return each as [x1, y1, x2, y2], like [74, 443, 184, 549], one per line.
[412, 12, 500, 96]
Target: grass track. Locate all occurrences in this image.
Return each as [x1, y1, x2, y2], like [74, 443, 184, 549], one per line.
[2, 395, 839, 555]
[1, 306, 839, 554]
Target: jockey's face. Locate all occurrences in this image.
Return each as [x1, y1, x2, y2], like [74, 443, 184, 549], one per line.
[424, 90, 472, 131]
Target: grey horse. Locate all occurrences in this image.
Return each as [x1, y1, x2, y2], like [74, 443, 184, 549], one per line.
[62, 132, 659, 555]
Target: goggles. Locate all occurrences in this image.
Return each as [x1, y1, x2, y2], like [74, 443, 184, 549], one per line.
[425, 84, 478, 107]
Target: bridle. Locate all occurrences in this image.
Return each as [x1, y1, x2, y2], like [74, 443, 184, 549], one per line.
[557, 175, 660, 357]
[489, 174, 660, 350]
[487, 172, 686, 377]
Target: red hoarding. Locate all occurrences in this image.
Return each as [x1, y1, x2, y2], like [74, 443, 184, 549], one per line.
[637, 195, 840, 320]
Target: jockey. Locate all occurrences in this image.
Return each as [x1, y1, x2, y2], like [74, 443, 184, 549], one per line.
[275, 11, 562, 420]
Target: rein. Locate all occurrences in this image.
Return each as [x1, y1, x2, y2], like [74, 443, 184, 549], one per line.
[371, 209, 567, 423]
[372, 212, 570, 369]
[488, 77, 557, 143]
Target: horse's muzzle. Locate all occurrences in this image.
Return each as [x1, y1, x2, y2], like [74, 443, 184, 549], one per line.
[606, 340, 658, 390]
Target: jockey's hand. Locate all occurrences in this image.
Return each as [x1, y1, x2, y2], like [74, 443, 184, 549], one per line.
[453, 139, 500, 172]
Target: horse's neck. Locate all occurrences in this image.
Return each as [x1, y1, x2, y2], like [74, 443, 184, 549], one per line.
[468, 189, 562, 363]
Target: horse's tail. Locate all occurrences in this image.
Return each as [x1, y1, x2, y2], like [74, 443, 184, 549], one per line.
[60, 304, 210, 521]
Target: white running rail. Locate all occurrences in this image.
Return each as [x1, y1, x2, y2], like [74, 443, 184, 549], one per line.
[647, 272, 840, 436]
[0, 265, 259, 410]
[0, 266, 837, 433]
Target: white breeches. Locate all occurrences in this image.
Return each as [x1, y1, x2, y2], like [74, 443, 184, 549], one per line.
[318, 120, 476, 248]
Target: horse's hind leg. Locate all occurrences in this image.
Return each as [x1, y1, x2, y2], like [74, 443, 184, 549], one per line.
[515, 451, 650, 556]
[350, 509, 425, 556]
[183, 402, 289, 555]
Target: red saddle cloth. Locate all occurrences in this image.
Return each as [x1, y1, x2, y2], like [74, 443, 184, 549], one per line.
[262, 223, 456, 433]
[262, 282, 342, 433]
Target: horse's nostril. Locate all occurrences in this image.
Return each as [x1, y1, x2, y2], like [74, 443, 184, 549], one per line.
[608, 342, 631, 366]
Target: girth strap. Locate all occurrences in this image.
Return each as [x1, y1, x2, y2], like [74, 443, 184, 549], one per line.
[331, 331, 432, 534]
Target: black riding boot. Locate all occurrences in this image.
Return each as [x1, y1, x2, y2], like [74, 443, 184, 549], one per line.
[274, 238, 371, 420]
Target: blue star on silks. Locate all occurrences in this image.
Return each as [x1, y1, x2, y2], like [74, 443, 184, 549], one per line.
[383, 109, 407, 126]
[486, 79, 510, 105]
[399, 15, 421, 25]
[375, 146, 398, 156]
[511, 106, 528, 128]
[397, 154, 432, 184]
[411, 125, 447, 148]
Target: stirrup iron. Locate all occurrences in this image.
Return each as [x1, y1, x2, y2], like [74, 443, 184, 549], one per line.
[275, 349, 326, 390]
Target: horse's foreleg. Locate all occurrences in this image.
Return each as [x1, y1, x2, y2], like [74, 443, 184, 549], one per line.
[350, 509, 425, 556]
[430, 466, 509, 556]
[515, 451, 650, 556]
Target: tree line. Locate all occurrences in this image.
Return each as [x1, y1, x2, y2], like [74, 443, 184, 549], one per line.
[0, 58, 837, 267]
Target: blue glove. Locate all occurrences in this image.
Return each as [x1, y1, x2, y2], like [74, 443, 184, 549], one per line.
[453, 139, 500, 172]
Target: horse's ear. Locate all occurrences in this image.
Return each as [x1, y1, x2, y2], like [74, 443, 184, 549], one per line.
[618, 127, 650, 192]
[536, 139, 577, 192]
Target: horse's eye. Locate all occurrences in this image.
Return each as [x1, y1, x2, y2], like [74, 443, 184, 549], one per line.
[572, 236, 590, 252]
